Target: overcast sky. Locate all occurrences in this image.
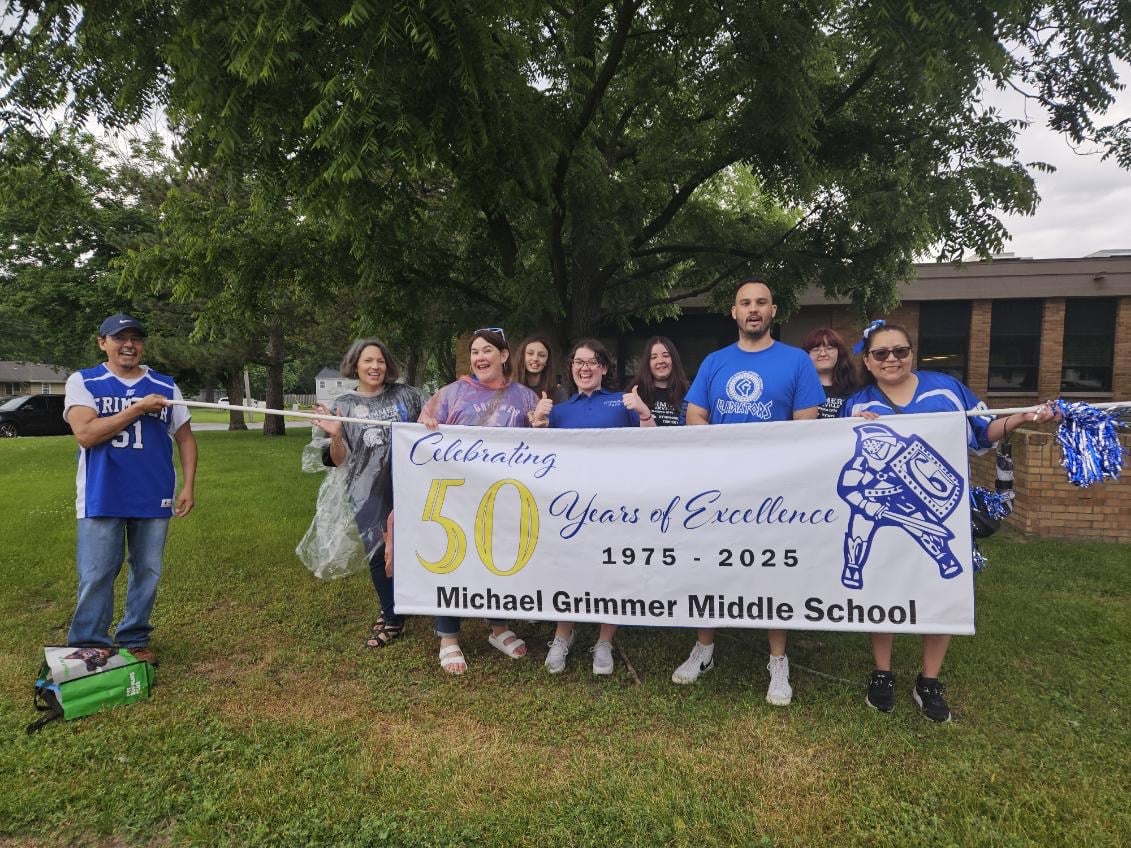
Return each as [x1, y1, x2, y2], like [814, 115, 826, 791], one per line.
[990, 78, 1131, 260]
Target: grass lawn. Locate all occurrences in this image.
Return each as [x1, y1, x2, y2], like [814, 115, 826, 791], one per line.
[1, 431, 1128, 847]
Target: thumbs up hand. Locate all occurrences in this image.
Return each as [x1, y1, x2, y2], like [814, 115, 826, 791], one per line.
[622, 385, 646, 414]
[530, 391, 554, 428]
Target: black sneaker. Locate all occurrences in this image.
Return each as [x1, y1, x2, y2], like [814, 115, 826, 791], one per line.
[866, 670, 895, 712]
[912, 674, 952, 723]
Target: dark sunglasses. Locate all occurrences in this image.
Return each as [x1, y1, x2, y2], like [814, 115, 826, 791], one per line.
[868, 345, 912, 362]
[474, 327, 505, 340]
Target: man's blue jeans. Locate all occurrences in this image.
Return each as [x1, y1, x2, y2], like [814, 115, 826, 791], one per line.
[68, 517, 169, 648]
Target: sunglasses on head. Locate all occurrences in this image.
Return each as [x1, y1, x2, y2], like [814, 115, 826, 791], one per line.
[868, 345, 912, 362]
[474, 327, 505, 340]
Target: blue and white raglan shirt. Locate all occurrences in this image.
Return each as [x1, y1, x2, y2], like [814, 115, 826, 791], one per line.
[840, 370, 995, 452]
[64, 365, 191, 518]
[685, 341, 826, 424]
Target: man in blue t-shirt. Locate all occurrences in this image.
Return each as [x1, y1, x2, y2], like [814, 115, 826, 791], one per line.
[674, 279, 825, 705]
[62, 314, 198, 665]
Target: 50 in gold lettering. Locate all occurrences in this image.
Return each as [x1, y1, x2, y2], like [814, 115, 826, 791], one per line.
[416, 478, 540, 576]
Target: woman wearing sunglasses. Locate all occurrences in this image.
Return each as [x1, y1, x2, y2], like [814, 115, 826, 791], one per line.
[416, 327, 539, 674]
[842, 320, 1057, 722]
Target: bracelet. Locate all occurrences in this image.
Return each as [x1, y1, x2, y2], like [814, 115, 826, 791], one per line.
[639, 413, 654, 422]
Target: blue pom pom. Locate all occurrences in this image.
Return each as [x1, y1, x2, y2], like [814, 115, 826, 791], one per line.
[970, 485, 1012, 520]
[1053, 400, 1128, 488]
[972, 543, 988, 574]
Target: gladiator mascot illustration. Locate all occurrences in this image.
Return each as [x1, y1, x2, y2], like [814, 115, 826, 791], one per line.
[838, 423, 965, 590]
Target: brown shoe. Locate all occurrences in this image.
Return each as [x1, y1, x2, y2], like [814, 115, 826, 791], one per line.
[126, 646, 157, 665]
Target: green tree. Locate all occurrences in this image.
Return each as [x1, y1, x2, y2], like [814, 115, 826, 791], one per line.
[0, 125, 174, 366]
[116, 168, 356, 435]
[4, 2, 1129, 341]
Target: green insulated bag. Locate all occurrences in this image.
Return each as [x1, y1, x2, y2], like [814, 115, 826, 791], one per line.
[27, 646, 155, 734]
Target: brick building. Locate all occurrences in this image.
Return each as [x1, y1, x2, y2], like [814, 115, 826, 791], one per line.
[780, 253, 1131, 408]
[606, 252, 1131, 542]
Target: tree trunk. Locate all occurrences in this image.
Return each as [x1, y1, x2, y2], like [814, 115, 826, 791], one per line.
[406, 347, 420, 386]
[224, 371, 248, 431]
[263, 327, 286, 437]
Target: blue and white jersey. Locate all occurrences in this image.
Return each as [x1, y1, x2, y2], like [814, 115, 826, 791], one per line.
[840, 370, 994, 452]
[685, 341, 825, 424]
[65, 365, 190, 518]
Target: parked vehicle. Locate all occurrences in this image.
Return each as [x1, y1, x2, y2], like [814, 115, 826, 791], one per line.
[0, 395, 72, 437]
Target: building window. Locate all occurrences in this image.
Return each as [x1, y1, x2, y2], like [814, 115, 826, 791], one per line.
[41, 383, 51, 395]
[1061, 298, 1116, 393]
[917, 301, 970, 382]
[988, 299, 1042, 392]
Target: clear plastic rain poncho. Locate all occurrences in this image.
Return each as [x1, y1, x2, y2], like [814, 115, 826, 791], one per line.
[295, 385, 423, 579]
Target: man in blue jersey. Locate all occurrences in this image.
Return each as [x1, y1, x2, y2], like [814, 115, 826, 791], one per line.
[62, 314, 198, 665]
[672, 279, 825, 706]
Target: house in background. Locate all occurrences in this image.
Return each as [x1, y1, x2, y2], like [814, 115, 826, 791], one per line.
[314, 367, 357, 408]
[0, 361, 71, 397]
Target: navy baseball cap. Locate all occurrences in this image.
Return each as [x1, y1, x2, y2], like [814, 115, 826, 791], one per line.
[99, 314, 147, 337]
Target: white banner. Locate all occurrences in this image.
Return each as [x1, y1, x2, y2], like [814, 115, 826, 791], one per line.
[392, 414, 976, 634]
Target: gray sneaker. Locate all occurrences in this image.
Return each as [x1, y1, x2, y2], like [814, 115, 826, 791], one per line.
[545, 631, 575, 674]
[766, 654, 792, 706]
[591, 640, 614, 675]
[672, 642, 715, 684]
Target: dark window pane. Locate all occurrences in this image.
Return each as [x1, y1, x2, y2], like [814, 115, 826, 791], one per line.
[1062, 298, 1115, 392]
[989, 300, 1042, 392]
[918, 301, 970, 383]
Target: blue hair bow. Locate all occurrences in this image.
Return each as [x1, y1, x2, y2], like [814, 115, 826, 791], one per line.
[853, 319, 886, 354]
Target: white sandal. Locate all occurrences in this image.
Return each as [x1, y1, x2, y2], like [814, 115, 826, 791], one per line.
[487, 629, 527, 659]
[439, 643, 467, 675]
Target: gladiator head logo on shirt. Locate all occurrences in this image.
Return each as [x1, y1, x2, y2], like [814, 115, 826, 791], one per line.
[725, 371, 763, 403]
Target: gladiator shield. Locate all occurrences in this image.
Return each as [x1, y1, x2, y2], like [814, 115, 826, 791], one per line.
[889, 438, 963, 519]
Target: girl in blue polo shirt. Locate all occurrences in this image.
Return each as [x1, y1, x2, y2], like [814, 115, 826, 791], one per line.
[530, 339, 656, 676]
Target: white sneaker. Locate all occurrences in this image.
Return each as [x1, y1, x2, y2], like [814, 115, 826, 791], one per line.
[591, 640, 614, 675]
[766, 654, 792, 706]
[545, 631, 575, 674]
[672, 642, 715, 684]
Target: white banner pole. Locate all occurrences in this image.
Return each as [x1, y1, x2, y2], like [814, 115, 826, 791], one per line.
[169, 397, 1130, 427]
[169, 399, 392, 428]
